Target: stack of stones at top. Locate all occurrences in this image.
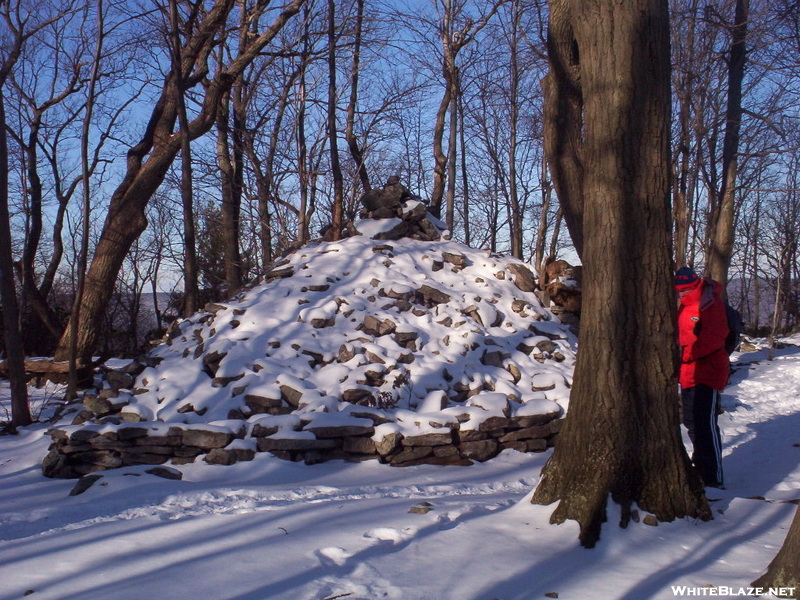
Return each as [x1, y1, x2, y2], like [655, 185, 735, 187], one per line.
[355, 176, 443, 242]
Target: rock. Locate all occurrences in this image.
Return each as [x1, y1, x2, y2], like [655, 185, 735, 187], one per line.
[415, 285, 450, 307]
[305, 424, 375, 438]
[507, 263, 537, 292]
[280, 384, 305, 407]
[394, 331, 419, 349]
[204, 448, 255, 465]
[409, 502, 434, 514]
[361, 315, 397, 336]
[459, 439, 500, 461]
[69, 474, 104, 496]
[245, 395, 284, 414]
[118, 452, 169, 466]
[455, 429, 488, 443]
[342, 389, 375, 405]
[481, 350, 509, 368]
[402, 432, 453, 447]
[479, 416, 515, 433]
[643, 514, 659, 527]
[257, 437, 338, 452]
[83, 394, 116, 415]
[106, 371, 135, 391]
[337, 344, 358, 363]
[543, 260, 582, 313]
[442, 252, 468, 270]
[342, 436, 378, 454]
[498, 424, 552, 443]
[117, 427, 150, 441]
[375, 432, 403, 456]
[181, 429, 234, 450]
[388, 446, 433, 465]
[263, 266, 294, 282]
[145, 466, 184, 480]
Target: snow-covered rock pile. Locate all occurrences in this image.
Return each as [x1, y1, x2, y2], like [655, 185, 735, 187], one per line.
[43, 234, 576, 478]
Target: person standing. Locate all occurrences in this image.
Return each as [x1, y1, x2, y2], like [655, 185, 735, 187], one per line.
[675, 266, 730, 488]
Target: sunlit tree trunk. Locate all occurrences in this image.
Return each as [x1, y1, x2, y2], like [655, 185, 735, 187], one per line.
[52, 0, 306, 362]
[65, 0, 104, 400]
[327, 0, 344, 240]
[707, 0, 749, 289]
[345, 0, 370, 195]
[752, 504, 800, 591]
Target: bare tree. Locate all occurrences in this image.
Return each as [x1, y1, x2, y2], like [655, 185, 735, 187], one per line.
[707, 0, 750, 288]
[345, 0, 370, 195]
[425, 0, 504, 226]
[52, 0, 307, 363]
[0, 0, 78, 425]
[326, 0, 344, 240]
[64, 0, 106, 399]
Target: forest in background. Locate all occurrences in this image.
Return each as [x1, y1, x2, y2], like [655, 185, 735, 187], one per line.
[0, 0, 799, 362]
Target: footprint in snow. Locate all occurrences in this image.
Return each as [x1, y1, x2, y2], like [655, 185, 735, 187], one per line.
[363, 526, 416, 544]
[316, 546, 352, 567]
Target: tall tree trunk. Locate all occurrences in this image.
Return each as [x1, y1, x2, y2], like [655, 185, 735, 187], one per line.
[65, 0, 104, 400]
[707, 0, 749, 289]
[327, 0, 344, 240]
[531, 0, 710, 548]
[217, 91, 243, 294]
[345, 0, 370, 195]
[445, 65, 458, 232]
[297, 8, 311, 245]
[542, 0, 585, 260]
[752, 504, 800, 590]
[535, 155, 553, 280]
[52, 0, 306, 361]
[172, 0, 199, 317]
[430, 0, 502, 222]
[0, 93, 31, 427]
[508, 0, 523, 259]
[430, 81, 451, 220]
[458, 89, 470, 247]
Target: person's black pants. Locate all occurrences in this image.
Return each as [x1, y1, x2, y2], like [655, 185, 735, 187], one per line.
[681, 384, 724, 487]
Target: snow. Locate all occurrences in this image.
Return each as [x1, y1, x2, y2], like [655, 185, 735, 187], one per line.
[1, 343, 799, 599]
[1, 232, 799, 599]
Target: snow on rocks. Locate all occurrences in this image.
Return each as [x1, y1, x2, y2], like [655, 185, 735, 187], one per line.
[43, 235, 577, 478]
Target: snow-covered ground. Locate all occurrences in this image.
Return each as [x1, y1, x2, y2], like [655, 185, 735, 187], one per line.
[1, 337, 798, 600]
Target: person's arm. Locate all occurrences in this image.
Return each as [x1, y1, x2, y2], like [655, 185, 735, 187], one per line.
[682, 298, 729, 361]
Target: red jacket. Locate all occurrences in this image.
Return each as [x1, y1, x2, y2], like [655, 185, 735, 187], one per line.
[677, 278, 730, 391]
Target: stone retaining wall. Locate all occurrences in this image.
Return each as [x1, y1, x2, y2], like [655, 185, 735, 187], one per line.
[42, 411, 562, 478]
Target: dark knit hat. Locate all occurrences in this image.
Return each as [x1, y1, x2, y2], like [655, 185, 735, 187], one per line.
[674, 266, 700, 290]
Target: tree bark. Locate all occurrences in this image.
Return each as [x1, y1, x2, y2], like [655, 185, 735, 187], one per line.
[217, 92, 243, 295]
[0, 93, 31, 427]
[531, 0, 710, 548]
[65, 0, 104, 401]
[172, 0, 199, 317]
[752, 504, 800, 591]
[542, 0, 584, 260]
[327, 0, 344, 240]
[707, 0, 749, 289]
[345, 0, 370, 195]
[508, 0, 523, 259]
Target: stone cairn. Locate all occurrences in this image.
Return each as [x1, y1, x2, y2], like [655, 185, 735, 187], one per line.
[42, 184, 578, 480]
[354, 176, 443, 242]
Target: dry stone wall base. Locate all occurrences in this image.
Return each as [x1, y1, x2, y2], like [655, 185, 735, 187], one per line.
[42, 413, 563, 478]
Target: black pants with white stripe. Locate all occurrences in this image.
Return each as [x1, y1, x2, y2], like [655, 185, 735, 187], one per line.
[681, 384, 724, 488]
